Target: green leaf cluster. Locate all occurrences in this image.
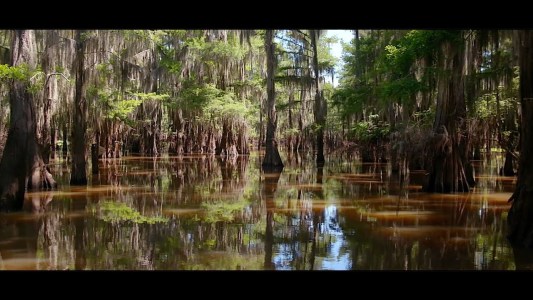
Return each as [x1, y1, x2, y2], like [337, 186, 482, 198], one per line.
[201, 199, 250, 223]
[91, 201, 168, 224]
[0, 64, 31, 82]
[350, 116, 390, 142]
[179, 83, 251, 123]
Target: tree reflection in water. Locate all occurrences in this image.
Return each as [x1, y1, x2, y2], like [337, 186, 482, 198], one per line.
[0, 152, 527, 270]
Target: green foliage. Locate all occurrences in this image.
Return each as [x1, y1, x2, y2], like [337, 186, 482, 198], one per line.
[475, 91, 517, 124]
[210, 40, 246, 59]
[412, 108, 435, 128]
[179, 83, 223, 110]
[318, 36, 339, 75]
[131, 92, 170, 102]
[179, 83, 252, 123]
[280, 127, 301, 139]
[332, 84, 371, 117]
[143, 30, 189, 76]
[230, 77, 264, 91]
[95, 88, 141, 124]
[335, 30, 463, 122]
[108, 98, 142, 124]
[27, 68, 45, 94]
[383, 30, 461, 72]
[185, 33, 247, 65]
[90, 88, 170, 126]
[79, 31, 96, 42]
[54, 65, 66, 74]
[95, 63, 113, 78]
[201, 199, 249, 223]
[0, 64, 31, 82]
[0, 64, 46, 95]
[378, 76, 423, 105]
[161, 57, 181, 75]
[91, 201, 168, 224]
[157, 43, 182, 75]
[351, 115, 390, 142]
[378, 30, 461, 104]
[185, 35, 207, 51]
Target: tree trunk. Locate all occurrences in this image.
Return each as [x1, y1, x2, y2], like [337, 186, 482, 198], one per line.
[311, 30, 327, 166]
[70, 30, 88, 185]
[258, 104, 263, 151]
[0, 30, 56, 211]
[508, 30, 533, 248]
[91, 130, 100, 175]
[62, 124, 68, 157]
[175, 109, 184, 155]
[41, 88, 52, 164]
[424, 34, 475, 193]
[287, 88, 294, 153]
[501, 150, 515, 176]
[473, 147, 481, 160]
[50, 126, 56, 159]
[297, 86, 307, 152]
[153, 102, 162, 156]
[237, 126, 248, 155]
[216, 121, 229, 155]
[261, 30, 283, 170]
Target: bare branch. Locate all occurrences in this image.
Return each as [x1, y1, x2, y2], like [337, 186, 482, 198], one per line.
[29, 71, 45, 82]
[47, 72, 70, 82]
[45, 72, 71, 86]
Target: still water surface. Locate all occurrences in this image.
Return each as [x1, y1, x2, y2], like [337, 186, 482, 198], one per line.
[0, 152, 522, 270]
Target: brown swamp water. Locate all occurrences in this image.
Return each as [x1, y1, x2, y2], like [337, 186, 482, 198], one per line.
[0, 152, 527, 270]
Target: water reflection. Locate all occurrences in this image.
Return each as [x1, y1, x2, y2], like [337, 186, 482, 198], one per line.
[262, 170, 279, 270]
[0, 152, 529, 270]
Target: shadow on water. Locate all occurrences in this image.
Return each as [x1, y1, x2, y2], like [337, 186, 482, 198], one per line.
[0, 152, 523, 270]
[513, 247, 533, 270]
[263, 169, 281, 270]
